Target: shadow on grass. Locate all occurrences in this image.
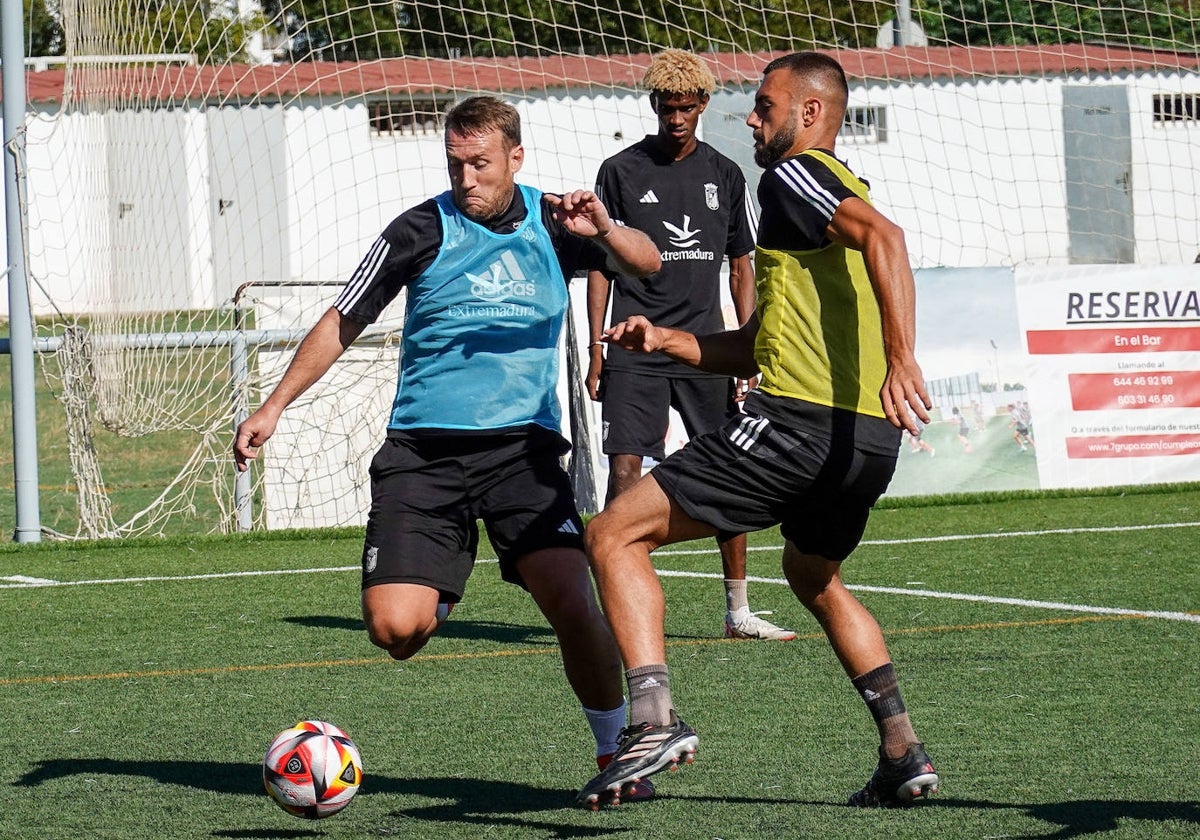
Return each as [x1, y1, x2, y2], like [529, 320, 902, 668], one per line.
[937, 797, 1200, 838]
[283, 615, 558, 646]
[15, 758, 263, 795]
[370, 775, 624, 838]
[18, 760, 1197, 838]
[10, 759, 616, 838]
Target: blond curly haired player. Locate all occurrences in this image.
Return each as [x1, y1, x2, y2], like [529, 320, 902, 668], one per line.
[586, 50, 795, 670]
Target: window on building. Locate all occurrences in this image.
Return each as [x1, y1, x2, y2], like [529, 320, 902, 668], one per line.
[840, 106, 887, 143]
[369, 96, 448, 137]
[1152, 93, 1200, 123]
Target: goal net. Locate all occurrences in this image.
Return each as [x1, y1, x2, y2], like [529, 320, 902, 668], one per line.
[10, 1, 1200, 537]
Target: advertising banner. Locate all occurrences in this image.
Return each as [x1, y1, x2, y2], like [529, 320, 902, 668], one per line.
[888, 267, 1036, 496]
[889, 264, 1200, 497]
[1015, 264, 1200, 489]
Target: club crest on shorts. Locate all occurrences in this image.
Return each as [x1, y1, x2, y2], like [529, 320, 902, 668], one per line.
[363, 544, 378, 574]
[704, 182, 719, 210]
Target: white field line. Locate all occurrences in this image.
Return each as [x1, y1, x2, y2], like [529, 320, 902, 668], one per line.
[0, 566, 358, 589]
[2, 521, 1197, 623]
[655, 520, 1200, 624]
[655, 569, 1200, 623]
[654, 518, 1200, 555]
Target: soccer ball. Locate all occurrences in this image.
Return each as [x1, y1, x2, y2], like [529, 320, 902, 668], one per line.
[263, 720, 363, 819]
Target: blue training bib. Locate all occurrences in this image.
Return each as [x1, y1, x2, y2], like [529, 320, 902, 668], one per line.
[388, 184, 569, 432]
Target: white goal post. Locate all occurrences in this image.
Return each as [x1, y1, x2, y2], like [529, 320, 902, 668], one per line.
[5, 1, 1199, 538]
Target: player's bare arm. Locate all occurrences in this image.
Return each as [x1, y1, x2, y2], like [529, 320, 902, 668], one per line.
[604, 313, 759, 378]
[585, 269, 612, 401]
[727, 251, 759, 398]
[544, 190, 661, 277]
[827, 196, 931, 434]
[234, 307, 366, 471]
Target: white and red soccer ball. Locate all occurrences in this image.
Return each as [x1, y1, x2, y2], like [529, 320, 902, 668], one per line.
[263, 720, 363, 819]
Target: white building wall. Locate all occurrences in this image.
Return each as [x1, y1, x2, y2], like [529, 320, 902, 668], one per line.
[208, 104, 290, 301]
[844, 76, 1068, 267]
[277, 91, 652, 293]
[105, 108, 206, 311]
[19, 109, 89, 315]
[1127, 71, 1200, 264]
[517, 91, 652, 191]
[283, 102, 445, 291]
[842, 70, 1199, 267]
[4, 69, 1198, 319]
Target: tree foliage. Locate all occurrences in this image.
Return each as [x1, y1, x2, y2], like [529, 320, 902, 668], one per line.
[259, 0, 403, 61]
[15, 1, 1200, 64]
[17, 1, 262, 63]
[917, 0, 1199, 50]
[258, 0, 890, 61]
[21, 0, 65, 56]
[112, 1, 265, 64]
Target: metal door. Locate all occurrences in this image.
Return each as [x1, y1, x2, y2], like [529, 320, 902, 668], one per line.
[1063, 85, 1134, 264]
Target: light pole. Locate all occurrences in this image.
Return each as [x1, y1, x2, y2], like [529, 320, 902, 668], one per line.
[990, 338, 1000, 391]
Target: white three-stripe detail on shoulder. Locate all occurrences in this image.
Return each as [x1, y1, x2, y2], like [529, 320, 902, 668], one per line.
[744, 189, 759, 237]
[775, 159, 839, 219]
[335, 236, 391, 310]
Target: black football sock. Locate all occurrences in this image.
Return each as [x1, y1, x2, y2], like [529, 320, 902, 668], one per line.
[852, 662, 919, 759]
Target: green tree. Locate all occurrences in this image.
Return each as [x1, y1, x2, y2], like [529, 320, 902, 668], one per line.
[21, 0, 65, 56]
[395, 0, 893, 57]
[54, 1, 262, 64]
[91, 0, 1195, 65]
[136, 1, 265, 64]
[260, 0, 403, 61]
[917, 0, 1199, 49]
[260, 0, 891, 61]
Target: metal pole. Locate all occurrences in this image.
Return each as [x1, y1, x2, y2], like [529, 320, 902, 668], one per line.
[895, 0, 912, 47]
[231, 312, 253, 532]
[2, 0, 42, 542]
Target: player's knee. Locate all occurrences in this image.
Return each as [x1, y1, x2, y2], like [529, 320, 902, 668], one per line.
[782, 554, 837, 609]
[586, 507, 658, 577]
[584, 510, 618, 564]
[607, 459, 642, 496]
[364, 615, 430, 661]
[540, 584, 607, 640]
[785, 573, 825, 609]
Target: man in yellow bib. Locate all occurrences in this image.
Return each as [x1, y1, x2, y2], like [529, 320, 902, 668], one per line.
[578, 52, 939, 810]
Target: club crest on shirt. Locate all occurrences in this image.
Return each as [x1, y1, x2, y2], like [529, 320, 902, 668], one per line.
[704, 182, 719, 210]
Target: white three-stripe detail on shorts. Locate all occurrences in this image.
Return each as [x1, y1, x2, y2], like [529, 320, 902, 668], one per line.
[729, 415, 769, 451]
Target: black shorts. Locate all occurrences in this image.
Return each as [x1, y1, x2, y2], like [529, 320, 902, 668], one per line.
[360, 427, 585, 600]
[600, 368, 736, 460]
[651, 411, 897, 562]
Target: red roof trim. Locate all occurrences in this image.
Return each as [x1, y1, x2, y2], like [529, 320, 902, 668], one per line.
[14, 45, 1200, 106]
